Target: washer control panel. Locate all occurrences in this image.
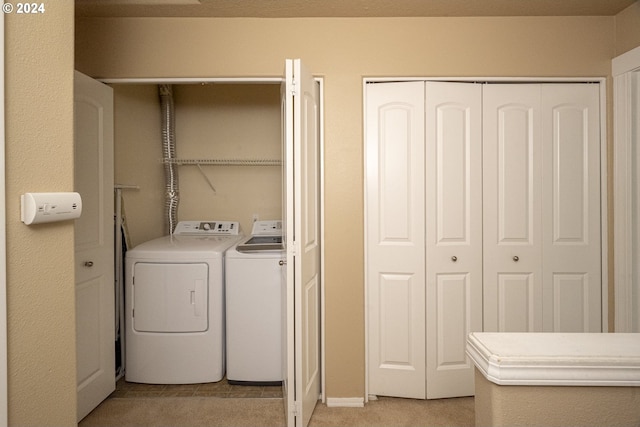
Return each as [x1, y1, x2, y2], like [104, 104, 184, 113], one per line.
[173, 220, 240, 235]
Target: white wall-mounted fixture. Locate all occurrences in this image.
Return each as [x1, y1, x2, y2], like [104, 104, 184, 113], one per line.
[20, 192, 82, 225]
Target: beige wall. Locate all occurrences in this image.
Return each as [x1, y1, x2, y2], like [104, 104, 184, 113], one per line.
[113, 83, 282, 246]
[616, 1, 640, 56]
[76, 17, 615, 397]
[75, 16, 619, 399]
[5, 3, 77, 426]
[474, 370, 640, 426]
[3, 7, 640, 427]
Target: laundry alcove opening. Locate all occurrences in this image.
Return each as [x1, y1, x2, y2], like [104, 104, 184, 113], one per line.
[111, 81, 285, 387]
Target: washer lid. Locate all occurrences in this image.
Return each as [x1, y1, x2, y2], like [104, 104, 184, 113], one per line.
[127, 234, 244, 259]
[236, 235, 283, 253]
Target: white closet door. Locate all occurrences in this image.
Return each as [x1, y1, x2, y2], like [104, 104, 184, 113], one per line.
[74, 71, 115, 421]
[425, 82, 482, 398]
[283, 59, 321, 427]
[483, 85, 544, 332]
[366, 81, 426, 399]
[541, 84, 601, 332]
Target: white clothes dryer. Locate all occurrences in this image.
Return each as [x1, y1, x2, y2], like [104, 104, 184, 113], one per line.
[225, 220, 285, 385]
[125, 220, 242, 384]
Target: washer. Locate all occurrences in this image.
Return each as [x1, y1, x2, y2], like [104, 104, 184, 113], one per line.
[225, 220, 285, 385]
[125, 220, 242, 384]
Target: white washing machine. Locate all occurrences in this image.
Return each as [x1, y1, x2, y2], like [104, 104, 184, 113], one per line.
[125, 220, 242, 384]
[225, 220, 285, 385]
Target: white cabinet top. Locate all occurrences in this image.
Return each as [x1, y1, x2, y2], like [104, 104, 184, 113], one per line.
[466, 332, 640, 386]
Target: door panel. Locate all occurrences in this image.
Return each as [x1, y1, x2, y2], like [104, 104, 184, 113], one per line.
[366, 81, 426, 399]
[542, 84, 601, 332]
[435, 273, 470, 362]
[483, 85, 543, 332]
[296, 59, 321, 427]
[552, 273, 589, 331]
[425, 82, 482, 398]
[284, 59, 321, 427]
[74, 71, 115, 422]
[76, 278, 104, 386]
[497, 273, 536, 332]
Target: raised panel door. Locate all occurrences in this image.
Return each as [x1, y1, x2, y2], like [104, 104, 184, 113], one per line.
[366, 81, 426, 399]
[74, 71, 115, 422]
[483, 84, 543, 332]
[542, 84, 601, 332]
[425, 82, 482, 398]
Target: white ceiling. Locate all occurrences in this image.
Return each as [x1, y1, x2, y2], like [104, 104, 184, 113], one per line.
[76, 0, 637, 18]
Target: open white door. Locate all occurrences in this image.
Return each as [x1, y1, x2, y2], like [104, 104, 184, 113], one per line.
[283, 59, 321, 427]
[74, 71, 115, 421]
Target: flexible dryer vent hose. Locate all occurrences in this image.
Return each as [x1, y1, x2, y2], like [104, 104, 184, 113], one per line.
[159, 84, 179, 234]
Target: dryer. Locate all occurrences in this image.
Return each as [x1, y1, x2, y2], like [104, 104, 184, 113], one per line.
[225, 220, 285, 385]
[125, 220, 242, 384]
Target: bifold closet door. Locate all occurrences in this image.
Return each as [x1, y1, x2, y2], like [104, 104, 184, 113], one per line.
[483, 84, 602, 333]
[367, 81, 483, 399]
[425, 82, 482, 398]
[366, 81, 426, 399]
[483, 85, 544, 332]
[541, 84, 601, 332]
[367, 80, 602, 401]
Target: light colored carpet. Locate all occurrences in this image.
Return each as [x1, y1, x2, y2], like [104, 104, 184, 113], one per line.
[310, 396, 474, 427]
[80, 396, 475, 427]
[80, 397, 286, 427]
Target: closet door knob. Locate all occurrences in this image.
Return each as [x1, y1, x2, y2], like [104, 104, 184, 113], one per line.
[84, 261, 94, 267]
[451, 256, 457, 262]
[512, 256, 519, 262]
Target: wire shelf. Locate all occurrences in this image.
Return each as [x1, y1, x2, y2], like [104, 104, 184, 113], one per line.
[162, 158, 282, 166]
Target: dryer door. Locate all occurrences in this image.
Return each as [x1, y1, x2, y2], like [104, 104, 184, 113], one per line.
[132, 262, 209, 333]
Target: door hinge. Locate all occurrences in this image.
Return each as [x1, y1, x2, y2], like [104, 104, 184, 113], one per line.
[291, 79, 297, 96]
[290, 401, 301, 417]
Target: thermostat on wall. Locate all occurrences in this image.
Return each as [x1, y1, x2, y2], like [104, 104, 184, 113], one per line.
[21, 192, 82, 225]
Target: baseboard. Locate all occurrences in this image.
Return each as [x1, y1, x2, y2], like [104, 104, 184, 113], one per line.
[325, 397, 365, 408]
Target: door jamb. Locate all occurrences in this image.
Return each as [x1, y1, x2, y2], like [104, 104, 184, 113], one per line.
[98, 75, 325, 402]
[613, 46, 640, 332]
[0, 13, 7, 427]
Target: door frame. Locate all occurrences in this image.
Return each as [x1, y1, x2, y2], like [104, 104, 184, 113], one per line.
[613, 45, 640, 332]
[0, 13, 7, 427]
[363, 76, 609, 402]
[94, 75, 325, 402]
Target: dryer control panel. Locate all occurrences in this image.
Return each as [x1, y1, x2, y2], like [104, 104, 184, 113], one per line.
[173, 220, 240, 235]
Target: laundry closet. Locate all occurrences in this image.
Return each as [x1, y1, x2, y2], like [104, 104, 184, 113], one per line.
[365, 79, 606, 400]
[103, 81, 285, 397]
